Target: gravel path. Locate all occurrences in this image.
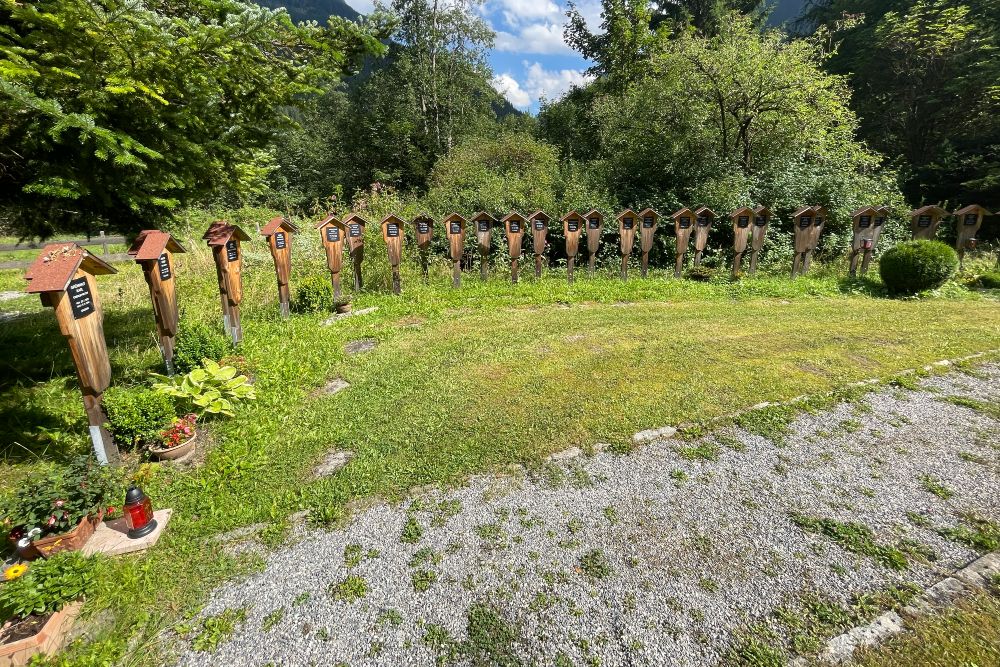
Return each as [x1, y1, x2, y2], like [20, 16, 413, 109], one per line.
[175, 364, 1000, 667]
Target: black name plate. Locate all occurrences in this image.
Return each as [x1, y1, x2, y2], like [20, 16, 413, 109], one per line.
[697, 217, 709, 227]
[157, 253, 171, 280]
[386, 223, 400, 238]
[642, 216, 654, 228]
[418, 221, 430, 234]
[798, 217, 812, 228]
[226, 239, 238, 262]
[567, 220, 579, 232]
[326, 226, 340, 242]
[588, 218, 600, 229]
[478, 220, 491, 232]
[534, 219, 546, 230]
[964, 214, 978, 225]
[622, 218, 634, 230]
[858, 216, 871, 228]
[349, 223, 363, 237]
[917, 215, 932, 227]
[68, 277, 95, 319]
[275, 231, 286, 249]
[737, 216, 750, 228]
[509, 221, 521, 233]
[678, 217, 691, 229]
[754, 216, 767, 227]
[450, 221, 462, 234]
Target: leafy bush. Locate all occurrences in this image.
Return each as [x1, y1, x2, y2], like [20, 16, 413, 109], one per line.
[173, 321, 229, 374]
[152, 359, 256, 418]
[686, 265, 714, 282]
[293, 273, 333, 313]
[103, 386, 175, 448]
[0, 457, 119, 537]
[0, 552, 97, 622]
[977, 272, 1000, 289]
[879, 240, 958, 294]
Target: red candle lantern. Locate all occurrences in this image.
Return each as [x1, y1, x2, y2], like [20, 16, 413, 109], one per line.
[123, 485, 157, 538]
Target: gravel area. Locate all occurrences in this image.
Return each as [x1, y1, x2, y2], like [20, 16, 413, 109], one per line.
[175, 364, 1000, 667]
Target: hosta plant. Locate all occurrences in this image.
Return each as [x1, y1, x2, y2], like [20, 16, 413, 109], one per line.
[152, 359, 255, 418]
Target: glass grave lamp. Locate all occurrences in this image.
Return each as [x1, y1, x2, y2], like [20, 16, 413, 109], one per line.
[123, 485, 158, 539]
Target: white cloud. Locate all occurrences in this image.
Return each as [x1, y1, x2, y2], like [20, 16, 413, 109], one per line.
[493, 62, 591, 108]
[347, 0, 377, 14]
[494, 22, 574, 54]
[491, 0, 561, 27]
[491, 73, 533, 108]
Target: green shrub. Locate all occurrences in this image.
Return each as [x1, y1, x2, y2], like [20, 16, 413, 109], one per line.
[977, 272, 1000, 289]
[879, 240, 958, 294]
[0, 552, 97, 621]
[686, 265, 714, 282]
[294, 273, 333, 313]
[103, 386, 175, 447]
[173, 321, 229, 373]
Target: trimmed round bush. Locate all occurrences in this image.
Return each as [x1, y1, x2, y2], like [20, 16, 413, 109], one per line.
[879, 240, 958, 295]
[686, 265, 714, 282]
[104, 386, 175, 447]
[173, 320, 229, 373]
[294, 273, 333, 313]
[977, 272, 1000, 289]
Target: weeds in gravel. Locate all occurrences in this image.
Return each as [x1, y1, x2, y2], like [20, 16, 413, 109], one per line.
[919, 474, 954, 499]
[579, 549, 613, 579]
[409, 547, 442, 567]
[715, 432, 747, 452]
[889, 374, 922, 390]
[401, 516, 424, 544]
[677, 441, 721, 461]
[736, 404, 798, 446]
[790, 514, 908, 570]
[603, 505, 619, 524]
[937, 513, 1000, 552]
[464, 603, 524, 666]
[905, 511, 931, 528]
[699, 577, 720, 593]
[726, 625, 786, 667]
[411, 569, 438, 593]
[958, 451, 989, 465]
[431, 499, 463, 527]
[669, 469, 689, 485]
[344, 543, 364, 567]
[330, 574, 368, 602]
[474, 521, 507, 549]
[261, 608, 284, 632]
[943, 395, 1000, 420]
[377, 608, 404, 627]
[191, 607, 247, 653]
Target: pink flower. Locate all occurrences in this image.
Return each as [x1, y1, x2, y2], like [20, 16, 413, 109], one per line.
[47, 516, 56, 526]
[54, 499, 65, 508]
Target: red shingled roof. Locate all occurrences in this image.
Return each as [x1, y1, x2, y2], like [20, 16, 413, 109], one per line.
[315, 213, 344, 229]
[203, 221, 251, 246]
[261, 216, 299, 237]
[24, 243, 117, 294]
[128, 230, 186, 261]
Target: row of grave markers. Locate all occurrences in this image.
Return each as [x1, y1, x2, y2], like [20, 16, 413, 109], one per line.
[19, 203, 991, 465]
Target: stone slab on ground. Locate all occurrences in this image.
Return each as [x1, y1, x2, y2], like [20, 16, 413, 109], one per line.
[344, 339, 377, 355]
[313, 451, 354, 477]
[319, 378, 350, 395]
[322, 307, 378, 326]
[82, 509, 172, 557]
[632, 425, 677, 444]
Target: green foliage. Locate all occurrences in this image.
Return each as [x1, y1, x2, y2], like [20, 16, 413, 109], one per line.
[329, 574, 368, 602]
[192, 608, 248, 653]
[976, 272, 1000, 289]
[410, 569, 438, 592]
[735, 404, 798, 445]
[400, 515, 423, 544]
[293, 273, 335, 313]
[578, 549, 613, 579]
[686, 266, 715, 282]
[0, 552, 96, 622]
[937, 514, 1000, 552]
[463, 603, 523, 666]
[790, 514, 909, 570]
[152, 359, 256, 418]
[173, 322, 230, 375]
[102, 386, 176, 448]
[879, 240, 959, 295]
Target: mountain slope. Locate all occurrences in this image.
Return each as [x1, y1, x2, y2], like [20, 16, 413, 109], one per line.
[258, 0, 360, 23]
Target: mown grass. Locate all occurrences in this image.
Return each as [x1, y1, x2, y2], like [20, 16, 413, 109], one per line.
[1, 222, 999, 665]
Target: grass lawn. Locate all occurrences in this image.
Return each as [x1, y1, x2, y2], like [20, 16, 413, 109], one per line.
[1, 225, 999, 665]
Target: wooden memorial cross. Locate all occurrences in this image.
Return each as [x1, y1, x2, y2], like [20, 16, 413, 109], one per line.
[203, 221, 250, 343]
[443, 212, 467, 287]
[412, 213, 435, 279]
[344, 213, 368, 291]
[316, 213, 347, 300]
[25, 244, 119, 465]
[380, 214, 406, 294]
[909, 205, 947, 240]
[501, 212, 528, 284]
[616, 209, 638, 280]
[561, 211, 585, 283]
[848, 206, 876, 278]
[261, 216, 299, 318]
[583, 209, 604, 276]
[638, 208, 659, 278]
[127, 230, 186, 374]
[953, 205, 990, 269]
[749, 206, 771, 276]
[692, 207, 716, 267]
[529, 210, 551, 278]
[730, 207, 754, 277]
[472, 212, 498, 280]
[860, 207, 890, 275]
[671, 208, 696, 278]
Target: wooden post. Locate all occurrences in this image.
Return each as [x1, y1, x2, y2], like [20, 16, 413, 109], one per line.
[692, 207, 716, 267]
[583, 209, 604, 277]
[203, 222, 249, 344]
[128, 231, 186, 374]
[953, 205, 989, 269]
[749, 207, 771, 276]
[616, 209, 638, 280]
[99, 230, 109, 256]
[790, 206, 816, 277]
[380, 214, 405, 295]
[848, 207, 876, 278]
[803, 206, 826, 273]
[25, 244, 119, 465]
[261, 216, 299, 318]
[501, 212, 527, 284]
[443, 213, 467, 288]
[638, 208, 659, 278]
[473, 212, 498, 281]
[316, 213, 347, 302]
[730, 207, 754, 278]
[344, 213, 368, 292]
[561, 211, 585, 284]
[909, 205, 947, 241]
[860, 207, 889, 276]
[412, 214, 435, 280]
[670, 208, 696, 278]
[529, 211, 550, 279]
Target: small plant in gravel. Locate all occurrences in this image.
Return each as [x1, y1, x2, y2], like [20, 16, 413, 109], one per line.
[192, 607, 247, 653]
[790, 514, 908, 570]
[409, 546, 442, 567]
[377, 608, 404, 627]
[400, 515, 423, 544]
[735, 404, 797, 446]
[344, 543, 364, 567]
[474, 521, 507, 549]
[430, 499, 462, 527]
[669, 469, 688, 485]
[579, 549, 613, 579]
[905, 511, 931, 528]
[944, 395, 1000, 420]
[937, 513, 1000, 552]
[292, 592, 310, 606]
[726, 625, 786, 667]
[889, 374, 921, 390]
[464, 602, 523, 666]
[677, 441, 721, 461]
[566, 518, 584, 534]
[411, 569, 438, 593]
[699, 577, 720, 593]
[603, 505, 619, 524]
[919, 474, 954, 500]
[329, 574, 368, 602]
[261, 608, 284, 632]
[715, 432, 747, 452]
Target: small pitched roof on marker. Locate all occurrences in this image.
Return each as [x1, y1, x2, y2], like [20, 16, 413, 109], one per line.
[413, 212, 436, 223]
[202, 221, 251, 246]
[730, 206, 755, 219]
[792, 205, 817, 218]
[850, 206, 876, 218]
[615, 209, 639, 221]
[528, 210, 551, 222]
[128, 230, 186, 261]
[638, 207, 659, 219]
[442, 212, 466, 224]
[560, 210, 584, 223]
[343, 212, 369, 226]
[260, 216, 299, 237]
[501, 211, 527, 224]
[315, 212, 344, 229]
[693, 206, 716, 218]
[954, 204, 991, 216]
[671, 207, 695, 219]
[909, 205, 947, 217]
[582, 209, 604, 220]
[380, 214, 405, 226]
[753, 206, 771, 217]
[25, 243, 117, 294]
[472, 211, 498, 223]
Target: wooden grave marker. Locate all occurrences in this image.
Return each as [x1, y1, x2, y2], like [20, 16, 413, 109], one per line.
[848, 206, 876, 278]
[616, 209, 638, 280]
[790, 206, 816, 277]
[344, 213, 368, 291]
[730, 207, 754, 277]
[671, 208, 696, 278]
[316, 213, 347, 301]
[805, 206, 827, 273]
[529, 210, 551, 278]
[561, 210, 585, 283]
[583, 209, 604, 276]
[412, 213, 435, 279]
[501, 212, 528, 284]
[953, 204, 990, 269]
[380, 214, 406, 294]
[472, 212, 498, 280]
[127, 231, 186, 374]
[203, 221, 250, 343]
[692, 206, 716, 267]
[749, 206, 771, 276]
[909, 205, 947, 240]
[860, 206, 890, 275]
[638, 208, 659, 278]
[443, 212, 467, 287]
[261, 216, 299, 318]
[25, 244, 119, 464]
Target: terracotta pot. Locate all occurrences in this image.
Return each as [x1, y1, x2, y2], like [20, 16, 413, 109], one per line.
[31, 512, 103, 559]
[149, 432, 197, 461]
[0, 601, 82, 667]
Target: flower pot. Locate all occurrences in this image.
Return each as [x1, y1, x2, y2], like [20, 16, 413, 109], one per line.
[31, 513, 103, 559]
[334, 301, 352, 314]
[149, 432, 197, 461]
[0, 601, 82, 667]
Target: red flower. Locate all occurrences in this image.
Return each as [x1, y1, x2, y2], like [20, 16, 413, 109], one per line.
[107, 506, 116, 515]
[47, 515, 57, 526]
